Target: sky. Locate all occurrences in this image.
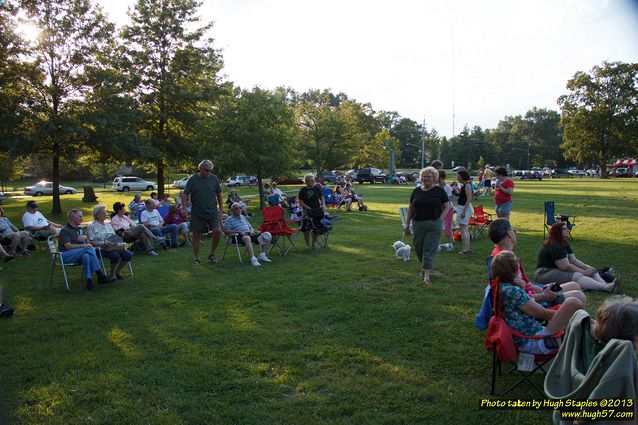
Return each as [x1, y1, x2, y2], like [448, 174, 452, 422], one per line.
[98, 0, 638, 138]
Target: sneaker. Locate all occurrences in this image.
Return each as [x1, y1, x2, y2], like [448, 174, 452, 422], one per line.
[208, 254, 218, 264]
[147, 250, 159, 256]
[250, 256, 261, 267]
[258, 253, 272, 263]
[0, 303, 14, 317]
[193, 258, 201, 265]
[154, 236, 166, 244]
[99, 276, 116, 284]
[447, 244, 454, 252]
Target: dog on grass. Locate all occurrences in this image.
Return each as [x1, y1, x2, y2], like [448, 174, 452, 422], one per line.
[393, 240, 411, 262]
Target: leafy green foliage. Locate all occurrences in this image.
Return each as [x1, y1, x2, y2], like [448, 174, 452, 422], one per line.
[559, 61, 638, 177]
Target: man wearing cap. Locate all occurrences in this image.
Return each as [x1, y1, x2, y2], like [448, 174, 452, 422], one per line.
[21, 200, 62, 239]
[182, 159, 224, 265]
[223, 202, 272, 266]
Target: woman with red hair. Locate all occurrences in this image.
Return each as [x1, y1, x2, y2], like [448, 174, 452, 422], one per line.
[534, 222, 618, 292]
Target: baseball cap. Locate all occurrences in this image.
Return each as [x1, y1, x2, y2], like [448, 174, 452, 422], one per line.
[26, 200, 38, 209]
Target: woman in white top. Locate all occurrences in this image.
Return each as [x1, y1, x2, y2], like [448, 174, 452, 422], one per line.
[88, 205, 133, 280]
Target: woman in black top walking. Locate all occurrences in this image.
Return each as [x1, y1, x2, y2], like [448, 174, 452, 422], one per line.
[404, 167, 451, 285]
[455, 169, 473, 255]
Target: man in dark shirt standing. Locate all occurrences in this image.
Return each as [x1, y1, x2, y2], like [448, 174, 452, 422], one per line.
[183, 159, 225, 265]
[298, 174, 325, 249]
[58, 209, 113, 291]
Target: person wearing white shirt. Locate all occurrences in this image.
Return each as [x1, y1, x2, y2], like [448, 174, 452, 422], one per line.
[21, 200, 61, 239]
[140, 200, 178, 248]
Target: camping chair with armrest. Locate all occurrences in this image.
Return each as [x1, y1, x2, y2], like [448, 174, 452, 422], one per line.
[544, 201, 576, 240]
[485, 277, 563, 397]
[47, 236, 87, 291]
[258, 205, 299, 256]
[468, 205, 493, 239]
[544, 310, 638, 423]
[302, 207, 332, 250]
[321, 187, 342, 209]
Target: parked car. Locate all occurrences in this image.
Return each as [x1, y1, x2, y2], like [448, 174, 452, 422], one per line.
[520, 170, 543, 180]
[452, 166, 466, 172]
[24, 181, 78, 196]
[356, 167, 387, 184]
[112, 176, 155, 192]
[225, 176, 251, 187]
[321, 172, 338, 183]
[612, 167, 629, 177]
[345, 169, 357, 179]
[173, 177, 190, 189]
[567, 169, 586, 177]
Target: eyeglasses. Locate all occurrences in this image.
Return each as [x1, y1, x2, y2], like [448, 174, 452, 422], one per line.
[202, 168, 212, 173]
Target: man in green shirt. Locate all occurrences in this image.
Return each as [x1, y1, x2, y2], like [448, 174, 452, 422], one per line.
[183, 159, 225, 265]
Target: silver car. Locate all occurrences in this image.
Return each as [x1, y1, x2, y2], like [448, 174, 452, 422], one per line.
[24, 181, 77, 196]
[173, 177, 190, 189]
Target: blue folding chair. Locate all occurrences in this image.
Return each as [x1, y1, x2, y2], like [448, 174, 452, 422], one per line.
[544, 201, 576, 239]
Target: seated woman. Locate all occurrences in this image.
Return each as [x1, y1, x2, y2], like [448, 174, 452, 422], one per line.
[164, 205, 190, 246]
[271, 182, 287, 207]
[87, 204, 133, 281]
[534, 222, 618, 292]
[288, 196, 302, 220]
[226, 189, 249, 216]
[0, 207, 30, 256]
[333, 185, 352, 211]
[492, 250, 584, 354]
[344, 182, 367, 211]
[111, 202, 159, 256]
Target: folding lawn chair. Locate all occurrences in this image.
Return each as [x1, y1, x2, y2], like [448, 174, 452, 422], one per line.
[258, 206, 299, 256]
[468, 205, 493, 239]
[302, 207, 332, 250]
[485, 277, 562, 396]
[398, 207, 413, 236]
[544, 201, 576, 239]
[47, 236, 85, 291]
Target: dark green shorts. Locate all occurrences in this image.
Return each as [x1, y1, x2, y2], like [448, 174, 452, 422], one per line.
[190, 214, 220, 234]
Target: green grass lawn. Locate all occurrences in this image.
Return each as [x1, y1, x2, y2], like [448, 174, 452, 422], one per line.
[0, 178, 636, 424]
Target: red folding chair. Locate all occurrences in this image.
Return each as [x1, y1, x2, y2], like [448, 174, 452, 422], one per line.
[258, 206, 299, 256]
[485, 277, 562, 396]
[468, 205, 493, 239]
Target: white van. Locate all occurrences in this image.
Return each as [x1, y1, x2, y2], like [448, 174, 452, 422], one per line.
[112, 176, 155, 192]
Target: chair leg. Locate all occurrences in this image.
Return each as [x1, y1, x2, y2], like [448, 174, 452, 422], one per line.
[59, 260, 71, 292]
[491, 346, 498, 395]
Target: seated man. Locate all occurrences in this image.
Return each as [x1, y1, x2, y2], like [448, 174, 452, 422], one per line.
[0, 207, 30, 255]
[58, 209, 115, 291]
[488, 218, 585, 306]
[21, 200, 62, 239]
[226, 188, 249, 216]
[223, 202, 272, 266]
[140, 199, 178, 248]
[128, 193, 145, 216]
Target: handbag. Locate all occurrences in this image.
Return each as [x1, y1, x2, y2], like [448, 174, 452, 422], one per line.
[485, 316, 518, 363]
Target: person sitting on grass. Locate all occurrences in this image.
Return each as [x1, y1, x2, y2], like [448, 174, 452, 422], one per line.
[488, 218, 585, 307]
[21, 200, 62, 239]
[110, 202, 159, 256]
[0, 207, 30, 256]
[140, 199, 178, 249]
[534, 222, 619, 292]
[223, 202, 272, 267]
[492, 250, 584, 354]
[59, 209, 115, 291]
[88, 205, 133, 281]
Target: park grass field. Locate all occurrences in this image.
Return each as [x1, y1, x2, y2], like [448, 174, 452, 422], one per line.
[0, 177, 636, 424]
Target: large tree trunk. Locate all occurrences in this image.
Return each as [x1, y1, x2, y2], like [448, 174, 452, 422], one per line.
[157, 160, 165, 197]
[51, 143, 62, 214]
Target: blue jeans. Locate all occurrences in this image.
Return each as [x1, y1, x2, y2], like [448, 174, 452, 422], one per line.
[60, 247, 101, 281]
[150, 224, 178, 247]
[100, 248, 133, 264]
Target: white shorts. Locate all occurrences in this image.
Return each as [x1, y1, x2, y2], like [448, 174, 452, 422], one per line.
[456, 204, 472, 225]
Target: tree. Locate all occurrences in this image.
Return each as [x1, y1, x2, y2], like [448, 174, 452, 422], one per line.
[214, 87, 297, 208]
[122, 0, 224, 195]
[296, 90, 361, 175]
[558, 61, 638, 177]
[7, 0, 115, 213]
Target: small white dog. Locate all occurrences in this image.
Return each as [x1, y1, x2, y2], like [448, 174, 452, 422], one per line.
[393, 240, 411, 262]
